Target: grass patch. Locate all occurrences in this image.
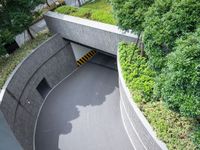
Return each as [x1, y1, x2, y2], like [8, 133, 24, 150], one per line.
[140, 101, 198, 150]
[90, 10, 115, 25]
[71, 8, 93, 19]
[119, 42, 199, 150]
[0, 31, 51, 89]
[82, 0, 112, 11]
[55, 0, 116, 25]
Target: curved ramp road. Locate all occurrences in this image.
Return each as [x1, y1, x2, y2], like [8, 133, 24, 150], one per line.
[35, 56, 134, 150]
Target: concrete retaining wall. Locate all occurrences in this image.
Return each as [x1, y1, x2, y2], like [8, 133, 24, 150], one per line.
[117, 52, 167, 150]
[15, 20, 48, 47]
[71, 42, 92, 60]
[0, 34, 77, 150]
[44, 11, 137, 55]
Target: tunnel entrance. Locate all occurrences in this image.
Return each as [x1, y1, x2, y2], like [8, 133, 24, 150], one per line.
[88, 52, 117, 71]
[34, 52, 133, 150]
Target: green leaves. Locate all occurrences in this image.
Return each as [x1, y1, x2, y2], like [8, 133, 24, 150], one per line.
[119, 41, 199, 149]
[119, 42, 156, 102]
[110, 0, 154, 34]
[113, 0, 200, 148]
[160, 28, 200, 118]
[143, 0, 200, 70]
[0, 0, 44, 55]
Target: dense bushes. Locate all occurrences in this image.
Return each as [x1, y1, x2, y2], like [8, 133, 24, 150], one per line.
[119, 42, 199, 149]
[111, 0, 154, 34]
[112, 0, 200, 119]
[0, 30, 13, 55]
[160, 29, 200, 118]
[119, 42, 156, 102]
[55, 5, 116, 24]
[0, 0, 44, 56]
[111, 0, 200, 148]
[144, 0, 200, 69]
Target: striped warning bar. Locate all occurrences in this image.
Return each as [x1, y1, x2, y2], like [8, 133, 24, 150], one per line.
[77, 50, 96, 67]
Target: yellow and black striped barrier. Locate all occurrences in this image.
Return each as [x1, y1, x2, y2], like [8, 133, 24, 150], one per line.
[77, 50, 96, 67]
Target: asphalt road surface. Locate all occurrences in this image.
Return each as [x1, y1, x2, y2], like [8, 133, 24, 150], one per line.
[35, 54, 133, 150]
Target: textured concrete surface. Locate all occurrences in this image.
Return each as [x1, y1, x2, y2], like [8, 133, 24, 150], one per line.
[70, 42, 92, 60]
[117, 54, 167, 150]
[0, 111, 22, 150]
[15, 20, 48, 47]
[35, 58, 134, 150]
[0, 34, 77, 150]
[44, 11, 138, 55]
[90, 52, 117, 70]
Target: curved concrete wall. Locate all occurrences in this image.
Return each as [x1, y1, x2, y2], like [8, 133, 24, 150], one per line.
[0, 34, 77, 150]
[44, 11, 138, 55]
[117, 53, 167, 150]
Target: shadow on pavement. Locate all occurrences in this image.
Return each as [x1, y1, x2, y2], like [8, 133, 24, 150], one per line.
[35, 63, 118, 150]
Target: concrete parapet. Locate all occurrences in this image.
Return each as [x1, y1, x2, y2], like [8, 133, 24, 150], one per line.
[44, 11, 137, 55]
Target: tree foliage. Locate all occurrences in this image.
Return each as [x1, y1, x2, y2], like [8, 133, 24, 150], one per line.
[0, 0, 43, 55]
[159, 28, 200, 118]
[111, 0, 200, 146]
[143, 0, 200, 70]
[110, 0, 154, 34]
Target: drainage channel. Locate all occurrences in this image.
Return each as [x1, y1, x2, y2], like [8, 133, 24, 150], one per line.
[34, 53, 133, 150]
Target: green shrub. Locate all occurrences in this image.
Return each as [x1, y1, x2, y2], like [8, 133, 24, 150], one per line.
[91, 10, 116, 25]
[119, 42, 156, 102]
[140, 101, 198, 150]
[191, 126, 200, 150]
[119, 42, 199, 149]
[0, 29, 14, 56]
[55, 5, 78, 15]
[160, 28, 200, 118]
[111, 0, 154, 34]
[0, 0, 43, 56]
[143, 0, 200, 70]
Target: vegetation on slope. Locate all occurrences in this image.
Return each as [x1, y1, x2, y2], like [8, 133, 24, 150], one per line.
[0, 31, 51, 89]
[119, 43, 199, 149]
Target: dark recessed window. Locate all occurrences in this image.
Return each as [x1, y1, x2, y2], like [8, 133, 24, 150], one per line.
[37, 78, 51, 99]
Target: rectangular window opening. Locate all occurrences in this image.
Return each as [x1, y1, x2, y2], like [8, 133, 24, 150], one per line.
[37, 78, 51, 99]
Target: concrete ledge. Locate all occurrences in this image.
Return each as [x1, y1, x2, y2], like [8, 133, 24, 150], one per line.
[117, 51, 167, 150]
[0, 34, 77, 150]
[44, 11, 137, 55]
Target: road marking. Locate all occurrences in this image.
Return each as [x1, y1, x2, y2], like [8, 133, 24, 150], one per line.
[77, 50, 96, 67]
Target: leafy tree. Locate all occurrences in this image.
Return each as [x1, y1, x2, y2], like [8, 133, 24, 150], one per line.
[110, 0, 154, 57]
[110, 0, 154, 34]
[159, 28, 200, 118]
[143, 0, 200, 70]
[0, 0, 43, 55]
